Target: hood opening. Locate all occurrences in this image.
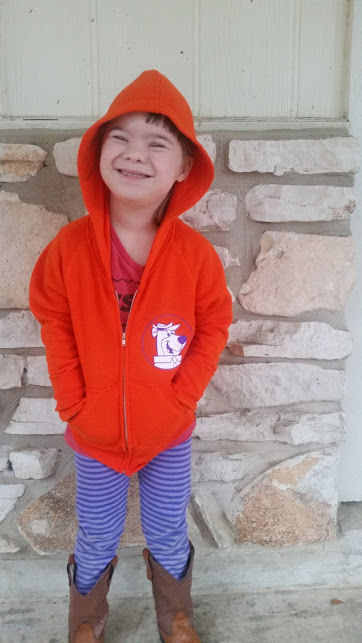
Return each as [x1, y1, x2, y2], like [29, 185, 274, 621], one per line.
[76, 70, 215, 275]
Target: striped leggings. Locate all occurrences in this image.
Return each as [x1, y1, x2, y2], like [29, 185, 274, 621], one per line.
[74, 437, 192, 595]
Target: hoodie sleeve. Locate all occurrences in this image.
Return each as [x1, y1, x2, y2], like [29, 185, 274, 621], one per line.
[29, 234, 86, 421]
[171, 245, 233, 410]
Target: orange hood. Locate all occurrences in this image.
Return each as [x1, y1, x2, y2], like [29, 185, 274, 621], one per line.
[77, 70, 214, 276]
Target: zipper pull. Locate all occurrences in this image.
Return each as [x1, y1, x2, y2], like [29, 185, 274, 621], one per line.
[122, 332, 126, 347]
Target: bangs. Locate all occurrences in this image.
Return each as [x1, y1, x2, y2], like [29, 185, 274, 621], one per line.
[145, 113, 195, 157]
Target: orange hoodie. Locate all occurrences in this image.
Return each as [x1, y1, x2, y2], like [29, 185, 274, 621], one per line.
[29, 70, 233, 475]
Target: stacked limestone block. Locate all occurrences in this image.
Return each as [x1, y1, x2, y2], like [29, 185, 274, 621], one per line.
[0, 143, 65, 552]
[0, 130, 359, 555]
[191, 135, 358, 548]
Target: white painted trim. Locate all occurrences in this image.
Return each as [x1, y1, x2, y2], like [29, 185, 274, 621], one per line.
[0, 117, 350, 131]
[192, 0, 200, 116]
[343, 0, 355, 119]
[88, 0, 100, 117]
[0, 118, 96, 130]
[195, 119, 350, 132]
[338, 0, 362, 502]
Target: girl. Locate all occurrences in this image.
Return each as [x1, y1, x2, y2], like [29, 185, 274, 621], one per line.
[29, 70, 232, 642]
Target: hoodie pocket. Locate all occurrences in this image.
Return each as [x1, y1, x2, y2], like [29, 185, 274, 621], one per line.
[128, 381, 193, 448]
[68, 384, 120, 444]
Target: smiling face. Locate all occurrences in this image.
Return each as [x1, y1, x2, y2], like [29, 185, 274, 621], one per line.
[99, 111, 192, 216]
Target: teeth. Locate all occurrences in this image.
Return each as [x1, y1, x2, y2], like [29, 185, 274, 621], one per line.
[120, 170, 148, 178]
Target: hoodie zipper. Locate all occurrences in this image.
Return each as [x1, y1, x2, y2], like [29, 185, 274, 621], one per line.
[115, 288, 138, 451]
[111, 222, 169, 464]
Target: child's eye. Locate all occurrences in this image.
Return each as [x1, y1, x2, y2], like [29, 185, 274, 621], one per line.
[150, 142, 166, 148]
[113, 135, 127, 141]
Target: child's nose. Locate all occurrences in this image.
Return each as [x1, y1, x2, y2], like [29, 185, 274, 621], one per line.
[124, 143, 147, 162]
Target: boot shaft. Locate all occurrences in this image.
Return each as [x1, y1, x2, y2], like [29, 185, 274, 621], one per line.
[143, 541, 200, 642]
[67, 554, 117, 642]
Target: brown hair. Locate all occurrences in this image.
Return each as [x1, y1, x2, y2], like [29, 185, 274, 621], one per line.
[144, 113, 195, 157]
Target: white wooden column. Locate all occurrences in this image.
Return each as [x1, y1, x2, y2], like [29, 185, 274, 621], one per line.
[339, 0, 362, 501]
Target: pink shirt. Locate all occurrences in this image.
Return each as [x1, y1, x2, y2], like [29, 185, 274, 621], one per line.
[110, 223, 144, 330]
[64, 222, 195, 458]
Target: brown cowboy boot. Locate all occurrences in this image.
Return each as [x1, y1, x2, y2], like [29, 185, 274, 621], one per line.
[67, 554, 118, 642]
[143, 541, 200, 642]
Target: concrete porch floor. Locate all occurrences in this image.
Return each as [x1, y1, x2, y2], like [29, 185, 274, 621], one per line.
[1, 502, 362, 642]
[1, 586, 362, 643]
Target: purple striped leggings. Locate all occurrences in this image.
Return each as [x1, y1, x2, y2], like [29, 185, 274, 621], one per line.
[74, 437, 192, 594]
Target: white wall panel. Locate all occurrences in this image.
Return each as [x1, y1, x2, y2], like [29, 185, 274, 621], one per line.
[0, 0, 352, 120]
[96, 0, 194, 114]
[199, 0, 350, 118]
[199, 0, 295, 118]
[0, 0, 92, 117]
[298, 0, 350, 118]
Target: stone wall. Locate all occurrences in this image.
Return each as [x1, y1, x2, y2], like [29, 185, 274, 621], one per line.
[0, 128, 359, 555]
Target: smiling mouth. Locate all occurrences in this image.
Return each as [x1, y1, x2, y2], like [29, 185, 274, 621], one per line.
[117, 169, 151, 179]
